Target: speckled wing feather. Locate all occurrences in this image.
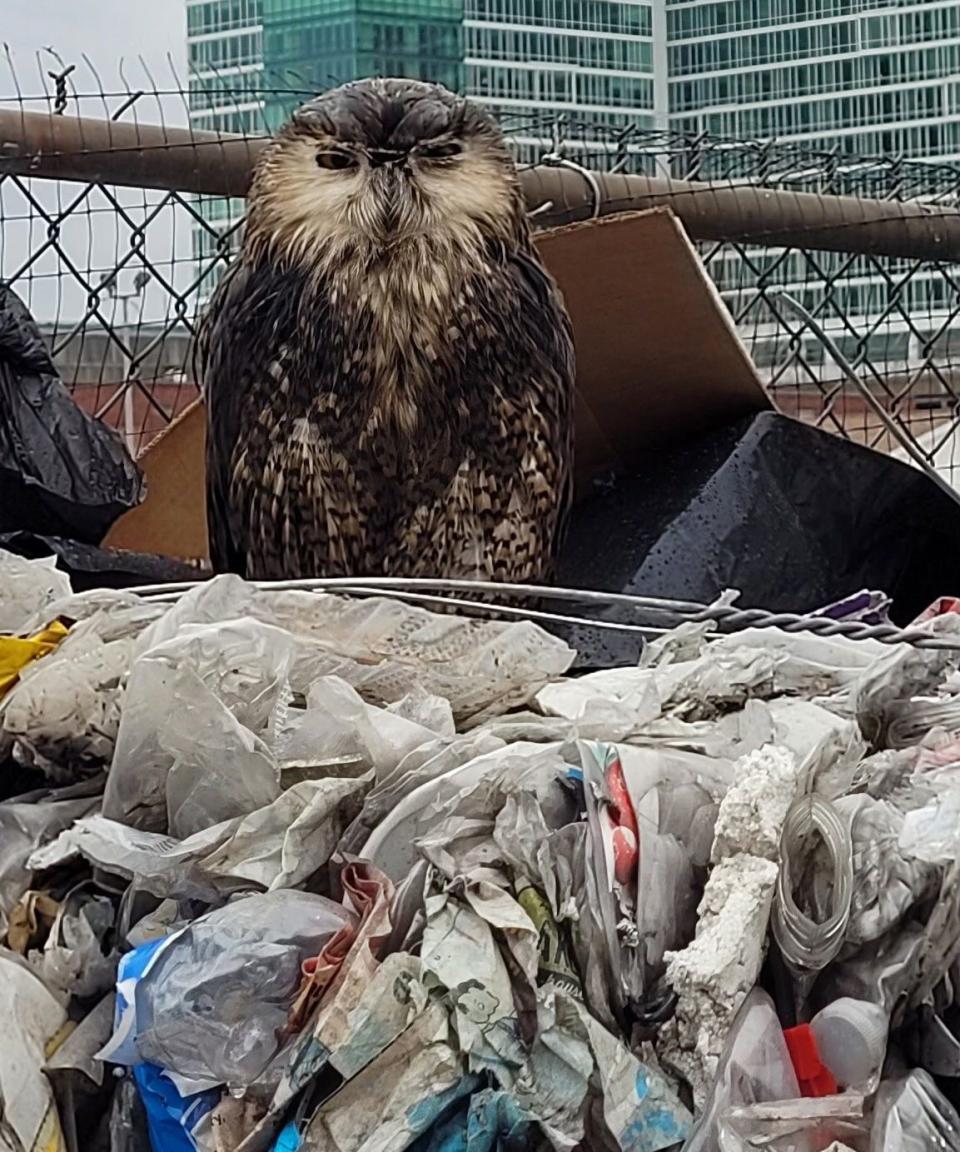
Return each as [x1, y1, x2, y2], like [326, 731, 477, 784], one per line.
[195, 261, 257, 576]
[499, 244, 576, 578]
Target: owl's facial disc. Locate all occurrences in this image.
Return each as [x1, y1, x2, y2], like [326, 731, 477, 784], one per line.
[249, 79, 523, 264]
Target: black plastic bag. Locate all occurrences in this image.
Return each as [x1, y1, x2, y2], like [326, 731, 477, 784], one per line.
[0, 284, 144, 543]
[0, 531, 203, 591]
[558, 412, 960, 667]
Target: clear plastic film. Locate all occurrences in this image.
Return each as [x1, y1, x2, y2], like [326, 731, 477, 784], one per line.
[772, 795, 853, 978]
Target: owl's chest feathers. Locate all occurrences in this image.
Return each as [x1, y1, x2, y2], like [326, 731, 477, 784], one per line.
[282, 245, 502, 447]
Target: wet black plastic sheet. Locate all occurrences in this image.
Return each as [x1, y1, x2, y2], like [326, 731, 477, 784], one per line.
[0, 285, 144, 543]
[0, 532, 202, 591]
[557, 412, 960, 666]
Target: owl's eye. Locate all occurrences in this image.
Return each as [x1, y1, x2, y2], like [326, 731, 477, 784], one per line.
[316, 150, 355, 171]
[418, 141, 462, 160]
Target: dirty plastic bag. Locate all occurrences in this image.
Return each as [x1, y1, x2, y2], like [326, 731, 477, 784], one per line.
[536, 666, 661, 739]
[871, 1069, 960, 1151]
[103, 617, 295, 833]
[0, 548, 71, 633]
[0, 778, 100, 933]
[362, 741, 573, 882]
[131, 575, 258, 658]
[0, 284, 143, 543]
[835, 794, 937, 946]
[1, 595, 165, 776]
[31, 771, 370, 902]
[718, 1095, 867, 1151]
[0, 949, 70, 1152]
[684, 988, 799, 1152]
[340, 731, 506, 860]
[253, 590, 576, 724]
[100, 889, 356, 1090]
[274, 675, 444, 779]
[899, 789, 960, 865]
[29, 882, 118, 1001]
[851, 618, 960, 742]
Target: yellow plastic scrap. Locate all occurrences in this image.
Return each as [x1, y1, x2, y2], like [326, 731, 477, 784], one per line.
[0, 619, 70, 698]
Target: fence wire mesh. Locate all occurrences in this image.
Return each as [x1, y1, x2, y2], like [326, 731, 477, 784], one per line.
[2, 52, 960, 484]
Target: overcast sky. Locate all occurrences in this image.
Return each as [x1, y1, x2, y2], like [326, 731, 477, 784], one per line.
[3, 2, 196, 326]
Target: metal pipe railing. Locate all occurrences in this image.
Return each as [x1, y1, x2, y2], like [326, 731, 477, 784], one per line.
[3, 107, 960, 261]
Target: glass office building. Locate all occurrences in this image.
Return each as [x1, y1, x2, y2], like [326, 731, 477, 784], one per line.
[665, 1, 960, 399]
[261, 0, 464, 129]
[464, 1, 657, 162]
[187, 0, 265, 269]
[187, 0, 658, 160]
[189, 1, 960, 175]
[667, 1, 960, 160]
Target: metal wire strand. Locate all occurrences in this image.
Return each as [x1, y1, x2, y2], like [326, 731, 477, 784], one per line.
[123, 576, 960, 651]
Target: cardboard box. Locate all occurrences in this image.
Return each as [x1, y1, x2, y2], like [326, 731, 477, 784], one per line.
[104, 208, 770, 561]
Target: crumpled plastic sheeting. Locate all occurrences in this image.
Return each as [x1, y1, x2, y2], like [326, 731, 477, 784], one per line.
[0, 779, 100, 934]
[362, 741, 575, 883]
[275, 676, 453, 778]
[12, 559, 960, 1152]
[0, 950, 70, 1152]
[338, 731, 507, 862]
[101, 890, 356, 1091]
[31, 773, 371, 901]
[0, 548, 71, 633]
[871, 1069, 960, 1151]
[252, 588, 577, 724]
[639, 626, 888, 719]
[0, 599, 165, 776]
[103, 618, 296, 834]
[837, 793, 938, 946]
[718, 1095, 867, 1152]
[31, 884, 118, 1001]
[851, 616, 960, 741]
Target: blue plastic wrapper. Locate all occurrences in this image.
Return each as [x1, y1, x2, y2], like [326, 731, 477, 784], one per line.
[105, 938, 220, 1152]
[133, 1065, 219, 1152]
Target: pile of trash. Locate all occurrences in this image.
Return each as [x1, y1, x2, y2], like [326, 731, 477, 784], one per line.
[5, 549, 960, 1152]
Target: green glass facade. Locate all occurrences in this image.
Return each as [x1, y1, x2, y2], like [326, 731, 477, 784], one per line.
[261, 0, 464, 128]
[187, 0, 960, 170]
[187, 0, 658, 161]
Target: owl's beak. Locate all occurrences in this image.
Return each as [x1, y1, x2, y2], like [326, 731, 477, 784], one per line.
[368, 148, 406, 168]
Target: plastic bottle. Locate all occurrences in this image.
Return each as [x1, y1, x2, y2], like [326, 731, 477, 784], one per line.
[810, 997, 888, 1093]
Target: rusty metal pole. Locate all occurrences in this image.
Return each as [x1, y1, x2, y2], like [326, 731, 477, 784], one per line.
[4, 107, 960, 261]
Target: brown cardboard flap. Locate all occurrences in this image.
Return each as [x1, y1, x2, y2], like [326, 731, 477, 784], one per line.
[104, 207, 770, 562]
[103, 396, 208, 560]
[540, 208, 769, 478]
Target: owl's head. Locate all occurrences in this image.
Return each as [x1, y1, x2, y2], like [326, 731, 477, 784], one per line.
[247, 78, 525, 268]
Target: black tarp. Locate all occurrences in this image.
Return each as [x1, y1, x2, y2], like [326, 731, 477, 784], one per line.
[0, 284, 144, 543]
[0, 532, 202, 591]
[558, 412, 960, 667]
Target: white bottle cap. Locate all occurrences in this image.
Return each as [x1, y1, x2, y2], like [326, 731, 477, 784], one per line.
[810, 998, 889, 1091]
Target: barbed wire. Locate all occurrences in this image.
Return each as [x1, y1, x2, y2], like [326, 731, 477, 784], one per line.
[1, 51, 960, 482]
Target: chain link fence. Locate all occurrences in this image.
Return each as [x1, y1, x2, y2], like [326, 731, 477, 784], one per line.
[2, 54, 960, 484]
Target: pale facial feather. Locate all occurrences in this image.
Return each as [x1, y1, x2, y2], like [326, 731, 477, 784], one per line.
[247, 127, 521, 274]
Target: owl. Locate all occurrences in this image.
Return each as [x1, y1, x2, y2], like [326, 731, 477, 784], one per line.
[198, 78, 575, 584]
